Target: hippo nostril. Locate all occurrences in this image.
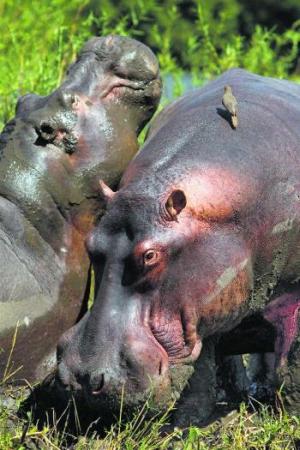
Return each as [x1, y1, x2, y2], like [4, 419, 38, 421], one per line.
[158, 358, 168, 377]
[37, 123, 57, 144]
[158, 360, 162, 376]
[55, 373, 68, 390]
[91, 373, 105, 395]
[40, 123, 55, 136]
[56, 361, 71, 387]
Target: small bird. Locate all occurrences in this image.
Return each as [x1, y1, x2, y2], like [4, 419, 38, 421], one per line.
[222, 85, 238, 128]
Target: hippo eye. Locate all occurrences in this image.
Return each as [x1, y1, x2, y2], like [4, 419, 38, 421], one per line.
[143, 249, 159, 266]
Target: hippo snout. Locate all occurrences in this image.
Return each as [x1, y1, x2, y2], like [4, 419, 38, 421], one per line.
[56, 312, 170, 408]
[56, 358, 105, 396]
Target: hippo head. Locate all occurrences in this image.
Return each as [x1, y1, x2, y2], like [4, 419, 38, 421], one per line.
[1, 35, 161, 248]
[57, 167, 254, 416]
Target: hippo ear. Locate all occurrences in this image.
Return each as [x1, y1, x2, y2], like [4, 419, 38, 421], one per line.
[99, 179, 116, 204]
[15, 93, 43, 118]
[165, 190, 187, 220]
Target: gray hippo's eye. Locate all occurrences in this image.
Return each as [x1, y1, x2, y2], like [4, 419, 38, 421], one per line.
[143, 249, 159, 266]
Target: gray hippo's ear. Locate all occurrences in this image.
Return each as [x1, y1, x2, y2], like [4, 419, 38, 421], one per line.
[165, 189, 187, 220]
[15, 93, 45, 118]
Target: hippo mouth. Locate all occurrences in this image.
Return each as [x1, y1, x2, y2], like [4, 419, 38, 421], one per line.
[55, 301, 201, 413]
[101, 76, 161, 100]
[149, 310, 202, 366]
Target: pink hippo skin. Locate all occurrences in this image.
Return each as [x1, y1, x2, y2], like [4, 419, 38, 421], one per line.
[262, 293, 300, 412]
[264, 293, 300, 368]
[56, 68, 300, 425]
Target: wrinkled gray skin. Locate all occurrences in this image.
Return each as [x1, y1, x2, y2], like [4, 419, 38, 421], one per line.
[0, 35, 161, 382]
[57, 68, 300, 425]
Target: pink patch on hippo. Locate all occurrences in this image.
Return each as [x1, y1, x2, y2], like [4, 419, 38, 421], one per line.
[264, 293, 300, 367]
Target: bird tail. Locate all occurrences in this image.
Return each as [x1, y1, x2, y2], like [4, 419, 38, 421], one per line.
[232, 115, 238, 129]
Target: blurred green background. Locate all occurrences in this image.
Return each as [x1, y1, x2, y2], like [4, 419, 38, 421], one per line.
[1, 0, 300, 130]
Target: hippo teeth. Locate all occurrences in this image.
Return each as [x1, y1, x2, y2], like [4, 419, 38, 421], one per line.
[91, 374, 105, 395]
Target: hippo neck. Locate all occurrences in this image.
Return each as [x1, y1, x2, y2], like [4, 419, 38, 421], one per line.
[1, 183, 98, 258]
[0, 178, 95, 263]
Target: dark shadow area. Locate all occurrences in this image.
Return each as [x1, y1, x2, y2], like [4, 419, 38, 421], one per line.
[216, 107, 235, 129]
[17, 376, 166, 445]
[17, 377, 239, 446]
[17, 376, 114, 445]
[218, 314, 276, 355]
[75, 264, 92, 322]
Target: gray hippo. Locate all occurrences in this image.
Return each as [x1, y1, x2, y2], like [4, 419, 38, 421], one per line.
[0, 35, 161, 382]
[56, 68, 300, 424]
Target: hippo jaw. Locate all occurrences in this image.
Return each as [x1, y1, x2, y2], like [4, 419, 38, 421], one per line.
[150, 302, 202, 365]
[56, 290, 237, 417]
[56, 307, 200, 415]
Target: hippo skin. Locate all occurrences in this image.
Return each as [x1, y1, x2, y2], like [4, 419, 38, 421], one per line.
[57, 68, 300, 424]
[0, 36, 161, 382]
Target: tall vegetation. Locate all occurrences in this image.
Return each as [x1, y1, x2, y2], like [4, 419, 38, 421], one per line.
[1, 0, 300, 130]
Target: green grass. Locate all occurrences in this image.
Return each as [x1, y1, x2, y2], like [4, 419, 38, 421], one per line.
[0, 392, 300, 449]
[1, 328, 299, 448]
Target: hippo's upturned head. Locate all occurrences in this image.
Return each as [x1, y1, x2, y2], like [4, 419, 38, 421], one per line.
[56, 166, 254, 414]
[1, 35, 161, 245]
